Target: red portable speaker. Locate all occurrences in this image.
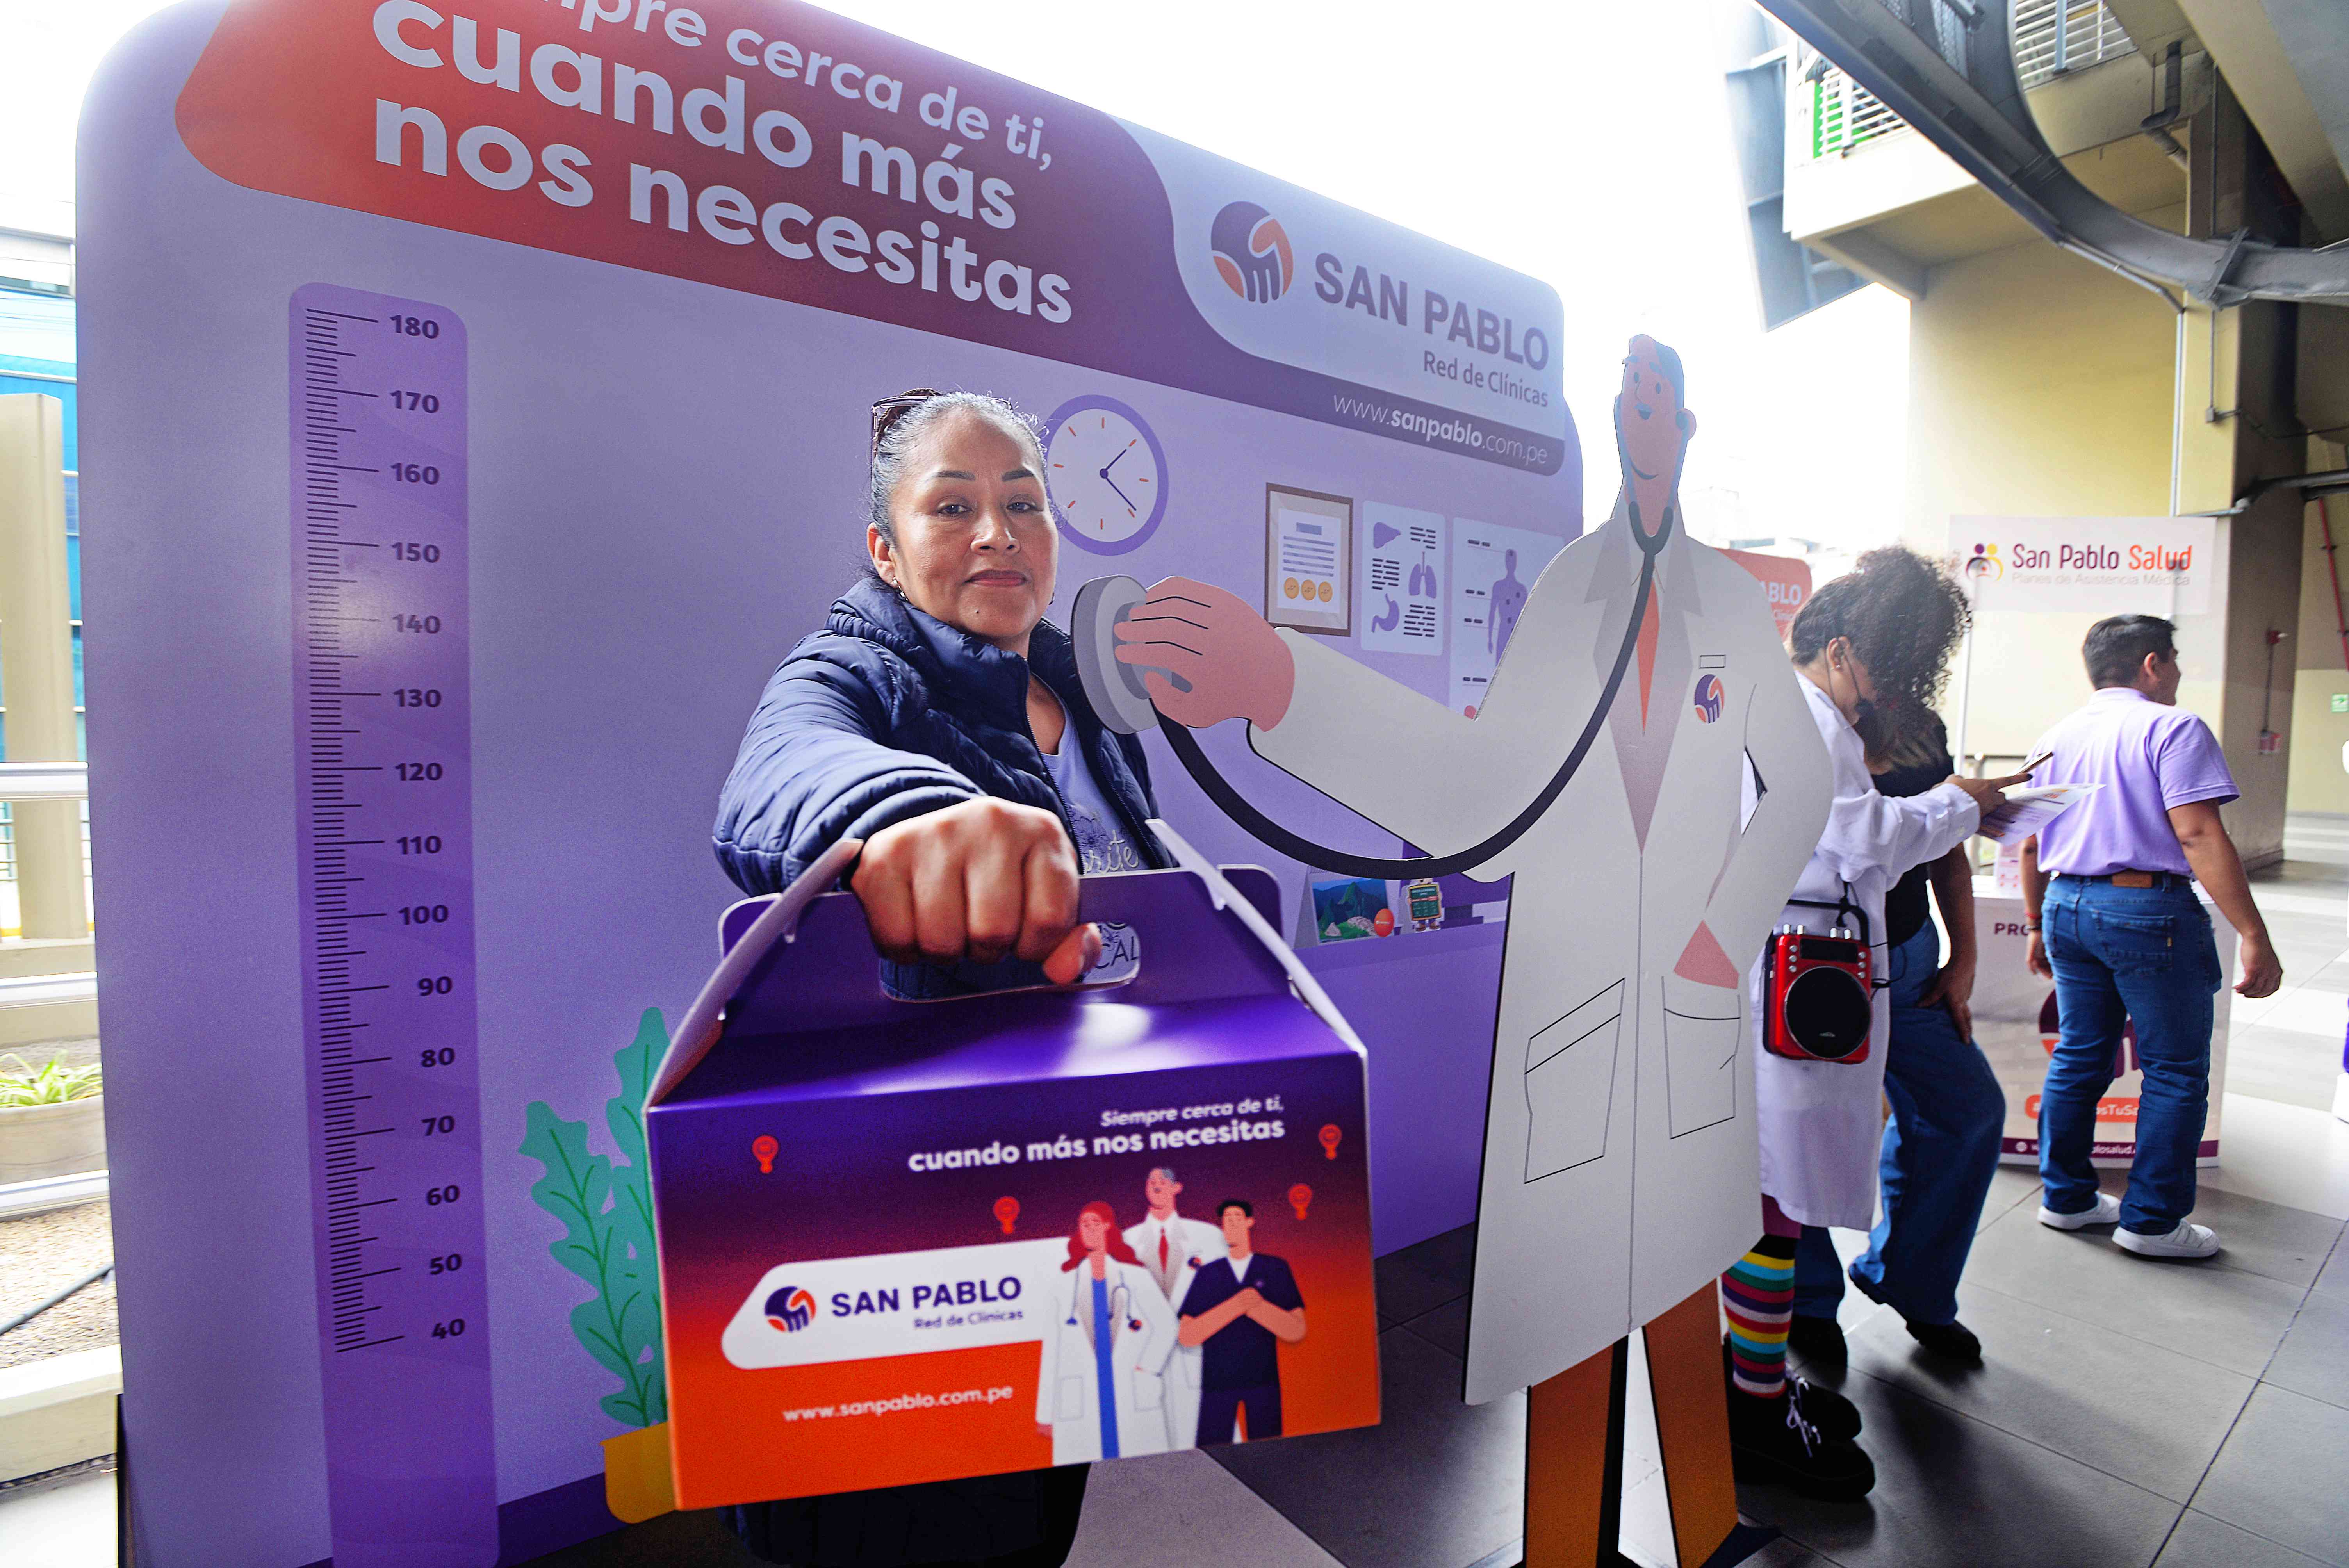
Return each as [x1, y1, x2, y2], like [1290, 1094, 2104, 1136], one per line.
[1763, 897, 1877, 1064]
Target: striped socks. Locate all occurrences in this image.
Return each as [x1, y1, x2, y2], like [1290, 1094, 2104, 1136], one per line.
[1722, 1234, 1799, 1399]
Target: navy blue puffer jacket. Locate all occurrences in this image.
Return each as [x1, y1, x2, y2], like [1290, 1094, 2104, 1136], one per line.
[713, 576, 1171, 898]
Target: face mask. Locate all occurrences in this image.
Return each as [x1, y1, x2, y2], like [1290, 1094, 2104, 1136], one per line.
[1831, 645, 1876, 728]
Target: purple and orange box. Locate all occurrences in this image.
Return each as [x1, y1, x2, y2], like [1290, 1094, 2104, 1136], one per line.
[646, 841, 1380, 1506]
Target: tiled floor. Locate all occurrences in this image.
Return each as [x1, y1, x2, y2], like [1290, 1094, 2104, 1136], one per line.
[10, 831, 2349, 1568]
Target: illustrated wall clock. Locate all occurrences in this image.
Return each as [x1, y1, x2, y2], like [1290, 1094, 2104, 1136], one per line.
[1045, 394, 1169, 554]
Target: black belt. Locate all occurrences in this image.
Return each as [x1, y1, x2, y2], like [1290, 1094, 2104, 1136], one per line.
[2059, 870, 2188, 890]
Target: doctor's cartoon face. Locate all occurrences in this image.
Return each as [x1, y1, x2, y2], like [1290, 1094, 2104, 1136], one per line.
[1144, 1168, 1183, 1217]
[1218, 1200, 1256, 1250]
[1615, 335, 1696, 526]
[1063, 1201, 1143, 1273]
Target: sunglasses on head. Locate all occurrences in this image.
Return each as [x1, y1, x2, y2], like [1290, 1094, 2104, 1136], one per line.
[870, 387, 944, 460]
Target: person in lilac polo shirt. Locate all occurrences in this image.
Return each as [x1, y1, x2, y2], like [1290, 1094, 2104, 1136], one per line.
[2019, 615, 2283, 1260]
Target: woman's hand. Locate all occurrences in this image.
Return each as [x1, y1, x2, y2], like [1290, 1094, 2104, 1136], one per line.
[1113, 577, 1295, 730]
[847, 799, 1102, 983]
[1918, 947, 1977, 1037]
[1945, 767, 2031, 815]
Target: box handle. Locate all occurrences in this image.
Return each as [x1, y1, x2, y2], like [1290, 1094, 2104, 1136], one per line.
[650, 823, 1362, 1104]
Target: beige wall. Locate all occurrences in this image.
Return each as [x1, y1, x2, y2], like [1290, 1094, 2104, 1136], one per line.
[1903, 219, 2226, 755]
[1898, 219, 2300, 866]
[2208, 297, 2310, 866]
[2222, 490, 2304, 864]
[2289, 463, 2349, 816]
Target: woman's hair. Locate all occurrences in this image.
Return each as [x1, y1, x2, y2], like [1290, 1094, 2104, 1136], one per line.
[868, 389, 1050, 550]
[1788, 546, 1970, 717]
[1061, 1200, 1142, 1270]
[1864, 706, 1950, 774]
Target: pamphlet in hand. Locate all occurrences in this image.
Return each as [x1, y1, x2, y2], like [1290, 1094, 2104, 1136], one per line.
[1977, 782, 2100, 844]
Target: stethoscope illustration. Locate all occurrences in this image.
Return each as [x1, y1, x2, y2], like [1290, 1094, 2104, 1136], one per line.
[1066, 1276, 1142, 1336]
[1071, 403, 1685, 881]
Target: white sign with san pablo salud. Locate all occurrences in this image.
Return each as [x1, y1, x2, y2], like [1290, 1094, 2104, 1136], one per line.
[1950, 517, 2216, 616]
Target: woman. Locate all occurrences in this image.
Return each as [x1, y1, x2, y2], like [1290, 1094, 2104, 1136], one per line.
[715, 389, 1172, 1566]
[1786, 709, 2007, 1370]
[1722, 548, 2024, 1502]
[715, 385, 1173, 984]
[1037, 1203, 1179, 1464]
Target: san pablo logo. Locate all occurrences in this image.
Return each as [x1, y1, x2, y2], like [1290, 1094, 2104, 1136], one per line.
[1210, 201, 1295, 303]
[764, 1285, 818, 1333]
[1691, 674, 1725, 724]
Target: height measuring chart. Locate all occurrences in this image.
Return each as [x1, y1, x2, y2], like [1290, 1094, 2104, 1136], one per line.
[289, 283, 498, 1565]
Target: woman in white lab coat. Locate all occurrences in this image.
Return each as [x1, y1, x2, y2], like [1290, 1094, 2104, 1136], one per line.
[1726, 550, 2021, 1501]
[1036, 1203, 1178, 1465]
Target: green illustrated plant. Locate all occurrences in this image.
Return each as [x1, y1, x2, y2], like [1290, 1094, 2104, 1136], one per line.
[0, 1054, 103, 1107]
[520, 1008, 667, 1429]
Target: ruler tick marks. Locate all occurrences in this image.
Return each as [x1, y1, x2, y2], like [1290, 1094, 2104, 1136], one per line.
[291, 283, 496, 1567]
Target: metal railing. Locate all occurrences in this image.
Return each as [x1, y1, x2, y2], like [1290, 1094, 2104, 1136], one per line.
[1807, 0, 2135, 158]
[1809, 61, 1907, 158]
[2011, 0, 2135, 88]
[0, 763, 94, 888]
[0, 800, 94, 884]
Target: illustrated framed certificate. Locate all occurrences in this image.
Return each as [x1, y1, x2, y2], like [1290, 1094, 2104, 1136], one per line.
[1265, 485, 1354, 636]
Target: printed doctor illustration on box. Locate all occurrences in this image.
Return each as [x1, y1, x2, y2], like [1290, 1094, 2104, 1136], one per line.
[643, 853, 1379, 1505]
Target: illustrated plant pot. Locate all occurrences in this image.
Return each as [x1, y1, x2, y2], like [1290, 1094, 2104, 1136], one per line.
[0, 1095, 106, 1183]
[601, 1420, 676, 1524]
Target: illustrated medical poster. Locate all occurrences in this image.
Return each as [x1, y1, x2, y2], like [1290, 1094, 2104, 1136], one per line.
[78, 2, 1573, 1561]
[1449, 518, 1564, 716]
[1362, 502, 1444, 656]
[1266, 484, 1353, 636]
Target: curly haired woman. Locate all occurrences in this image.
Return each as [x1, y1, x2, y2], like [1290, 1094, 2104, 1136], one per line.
[1721, 547, 2027, 1500]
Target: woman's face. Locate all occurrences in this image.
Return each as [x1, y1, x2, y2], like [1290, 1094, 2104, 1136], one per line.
[1829, 636, 1884, 727]
[870, 410, 1057, 653]
[1078, 1211, 1107, 1253]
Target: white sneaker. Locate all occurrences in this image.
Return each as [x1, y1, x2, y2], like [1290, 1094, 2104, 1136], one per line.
[2116, 1221, 2221, 1259]
[2039, 1191, 2121, 1230]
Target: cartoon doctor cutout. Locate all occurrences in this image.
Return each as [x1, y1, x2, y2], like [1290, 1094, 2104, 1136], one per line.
[1112, 338, 1833, 1402]
[1037, 1203, 1179, 1462]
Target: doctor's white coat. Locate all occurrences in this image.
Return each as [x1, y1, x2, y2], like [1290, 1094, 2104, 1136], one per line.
[1124, 1213, 1227, 1449]
[1753, 678, 1978, 1229]
[1250, 506, 1833, 1402]
[1035, 1256, 1179, 1464]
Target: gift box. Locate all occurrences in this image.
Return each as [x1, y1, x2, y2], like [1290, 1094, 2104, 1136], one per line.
[646, 837, 1381, 1507]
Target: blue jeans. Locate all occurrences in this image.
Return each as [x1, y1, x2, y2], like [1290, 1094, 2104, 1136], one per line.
[2039, 876, 2221, 1234]
[1794, 922, 2006, 1326]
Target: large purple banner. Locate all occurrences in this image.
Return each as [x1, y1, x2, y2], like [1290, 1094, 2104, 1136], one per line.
[81, 2, 1582, 1563]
